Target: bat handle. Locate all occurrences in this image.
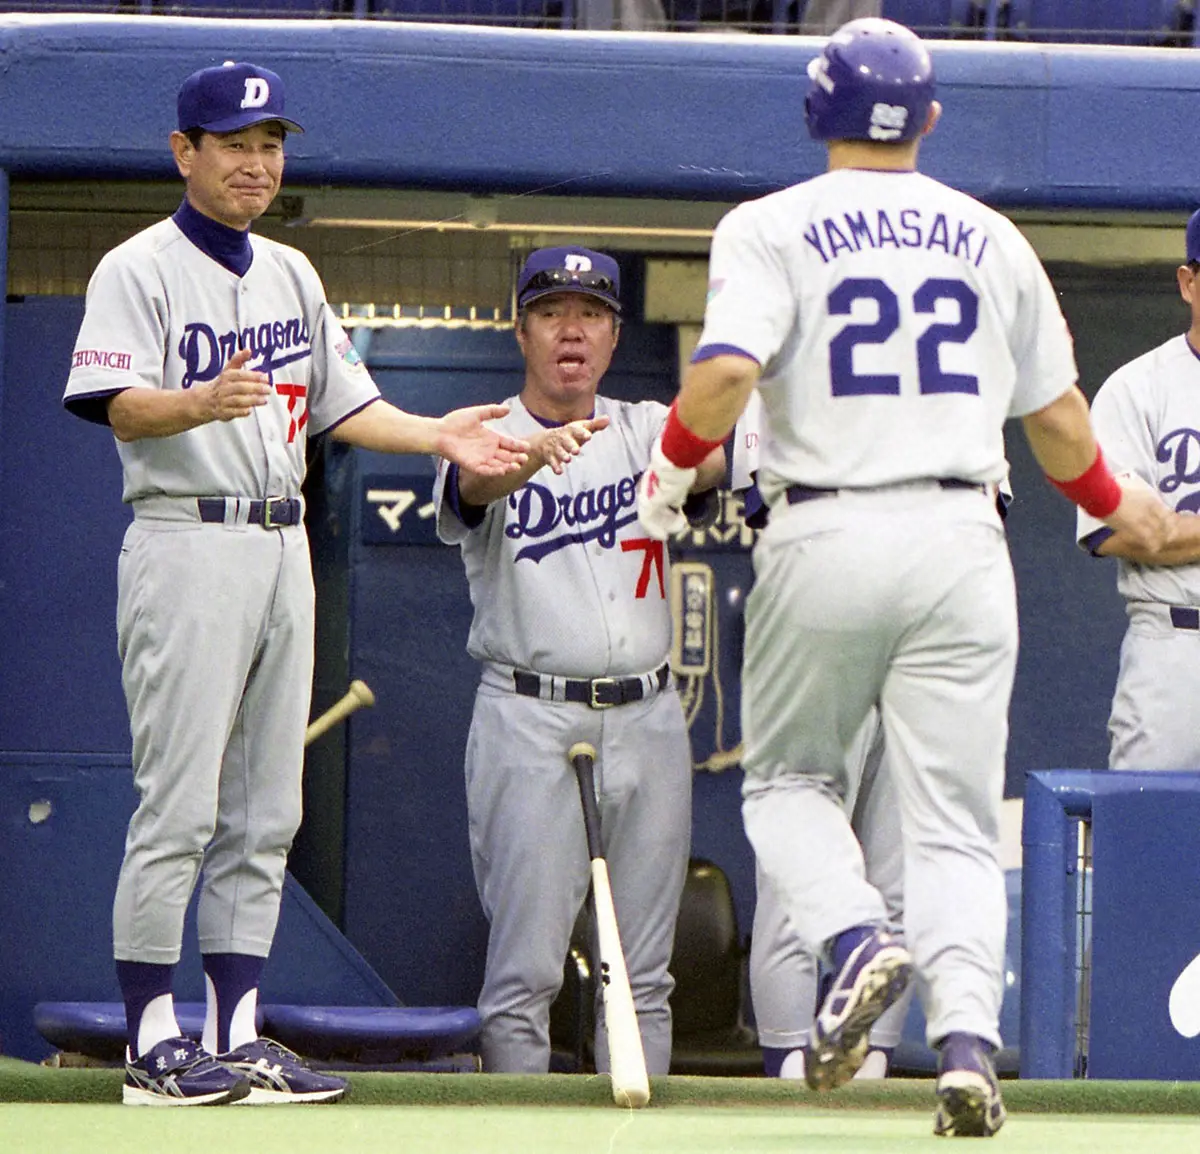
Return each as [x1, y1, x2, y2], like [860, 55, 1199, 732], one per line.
[568, 742, 603, 862]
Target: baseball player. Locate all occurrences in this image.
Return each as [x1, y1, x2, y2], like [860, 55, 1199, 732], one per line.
[1077, 208, 1200, 771]
[431, 246, 724, 1075]
[637, 18, 1169, 1137]
[62, 60, 527, 1107]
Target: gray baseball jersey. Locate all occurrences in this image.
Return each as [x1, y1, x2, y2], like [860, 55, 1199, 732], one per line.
[432, 394, 692, 1074]
[434, 395, 674, 677]
[63, 208, 379, 966]
[64, 216, 378, 497]
[706, 169, 1073, 506]
[702, 167, 1077, 1049]
[1076, 334, 1200, 769]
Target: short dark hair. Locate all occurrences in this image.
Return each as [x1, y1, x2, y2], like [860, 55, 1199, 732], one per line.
[182, 122, 286, 149]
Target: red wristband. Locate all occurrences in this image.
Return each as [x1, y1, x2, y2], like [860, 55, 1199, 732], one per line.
[1049, 446, 1122, 519]
[659, 400, 725, 469]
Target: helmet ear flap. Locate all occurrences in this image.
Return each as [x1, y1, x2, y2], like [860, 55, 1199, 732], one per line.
[803, 90, 819, 138]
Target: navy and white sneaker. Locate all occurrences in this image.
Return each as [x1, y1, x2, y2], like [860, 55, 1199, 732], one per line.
[805, 927, 913, 1092]
[123, 1036, 250, 1106]
[934, 1032, 1007, 1137]
[220, 1037, 348, 1104]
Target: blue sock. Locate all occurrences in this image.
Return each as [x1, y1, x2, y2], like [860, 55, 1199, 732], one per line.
[830, 923, 878, 971]
[202, 952, 265, 1054]
[937, 1031, 996, 1055]
[116, 960, 176, 1056]
[762, 1046, 791, 1077]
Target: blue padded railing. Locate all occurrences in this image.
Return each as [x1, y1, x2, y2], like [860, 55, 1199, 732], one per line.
[4, 0, 1193, 42]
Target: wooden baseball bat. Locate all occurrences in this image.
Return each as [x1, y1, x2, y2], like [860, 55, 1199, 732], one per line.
[305, 680, 375, 746]
[567, 740, 651, 1109]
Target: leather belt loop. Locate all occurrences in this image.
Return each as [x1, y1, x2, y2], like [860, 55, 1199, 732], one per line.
[1170, 606, 1200, 631]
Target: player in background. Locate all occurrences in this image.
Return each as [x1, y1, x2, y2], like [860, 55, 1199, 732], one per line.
[1077, 208, 1200, 771]
[62, 60, 527, 1107]
[431, 246, 724, 1075]
[637, 18, 1170, 1136]
[732, 395, 912, 1081]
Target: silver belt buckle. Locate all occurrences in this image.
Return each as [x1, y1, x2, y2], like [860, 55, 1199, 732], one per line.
[588, 677, 617, 709]
[262, 498, 289, 528]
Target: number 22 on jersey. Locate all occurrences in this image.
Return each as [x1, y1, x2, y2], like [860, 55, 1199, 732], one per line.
[828, 276, 979, 397]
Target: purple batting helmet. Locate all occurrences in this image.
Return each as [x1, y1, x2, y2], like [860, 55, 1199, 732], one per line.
[804, 18, 935, 145]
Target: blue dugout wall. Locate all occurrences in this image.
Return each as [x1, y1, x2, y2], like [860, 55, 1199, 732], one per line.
[3, 15, 1200, 1059]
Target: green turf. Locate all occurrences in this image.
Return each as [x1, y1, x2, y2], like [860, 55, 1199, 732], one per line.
[5, 1057, 1200, 1115]
[2, 1104, 1200, 1154]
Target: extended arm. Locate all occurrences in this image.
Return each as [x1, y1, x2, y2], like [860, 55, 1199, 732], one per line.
[331, 400, 529, 476]
[456, 416, 610, 506]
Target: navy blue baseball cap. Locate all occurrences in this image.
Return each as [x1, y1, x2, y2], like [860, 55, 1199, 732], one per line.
[1187, 209, 1200, 264]
[177, 61, 304, 135]
[516, 247, 622, 314]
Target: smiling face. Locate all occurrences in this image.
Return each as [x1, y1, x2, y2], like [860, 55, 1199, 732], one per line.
[515, 292, 620, 421]
[170, 121, 286, 231]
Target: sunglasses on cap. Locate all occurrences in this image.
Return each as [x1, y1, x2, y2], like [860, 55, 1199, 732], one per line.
[521, 269, 617, 296]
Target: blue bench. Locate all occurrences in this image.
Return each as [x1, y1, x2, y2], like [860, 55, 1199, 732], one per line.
[34, 1001, 481, 1071]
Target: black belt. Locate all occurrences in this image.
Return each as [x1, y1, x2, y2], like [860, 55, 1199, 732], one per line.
[197, 497, 302, 528]
[1170, 607, 1200, 631]
[513, 663, 671, 710]
[786, 478, 987, 505]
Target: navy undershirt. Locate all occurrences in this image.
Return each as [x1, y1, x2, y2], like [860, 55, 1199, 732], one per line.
[172, 197, 254, 277]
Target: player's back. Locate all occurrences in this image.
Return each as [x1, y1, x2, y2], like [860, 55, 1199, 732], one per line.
[702, 168, 1076, 503]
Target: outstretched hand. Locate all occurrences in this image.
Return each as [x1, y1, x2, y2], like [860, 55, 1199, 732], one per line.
[535, 415, 611, 475]
[437, 404, 530, 476]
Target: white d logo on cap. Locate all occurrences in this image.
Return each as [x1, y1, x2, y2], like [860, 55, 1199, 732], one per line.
[564, 254, 593, 273]
[241, 78, 270, 110]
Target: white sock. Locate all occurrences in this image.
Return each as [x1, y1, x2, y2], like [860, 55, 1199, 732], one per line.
[855, 1049, 890, 1079]
[778, 1048, 807, 1080]
[227, 988, 259, 1052]
[202, 974, 260, 1054]
[136, 993, 181, 1057]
